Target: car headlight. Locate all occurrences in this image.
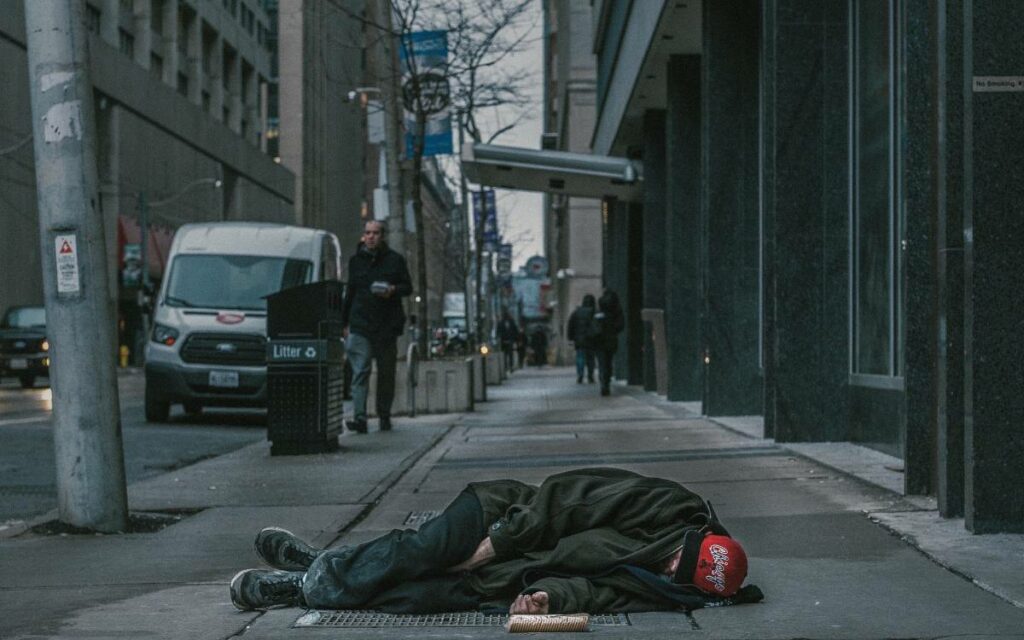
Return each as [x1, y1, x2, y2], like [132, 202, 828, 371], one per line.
[152, 324, 180, 346]
[41, 339, 49, 351]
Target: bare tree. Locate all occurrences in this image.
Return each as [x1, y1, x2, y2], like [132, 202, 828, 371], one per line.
[358, 0, 536, 355]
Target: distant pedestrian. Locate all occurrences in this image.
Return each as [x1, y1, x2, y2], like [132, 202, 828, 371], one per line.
[594, 289, 625, 396]
[516, 328, 528, 369]
[496, 312, 519, 370]
[530, 326, 548, 367]
[566, 294, 598, 384]
[342, 220, 412, 433]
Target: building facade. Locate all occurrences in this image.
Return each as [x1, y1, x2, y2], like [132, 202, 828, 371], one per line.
[276, 0, 367, 252]
[1, 0, 295, 357]
[542, 0, 603, 365]
[590, 0, 1024, 533]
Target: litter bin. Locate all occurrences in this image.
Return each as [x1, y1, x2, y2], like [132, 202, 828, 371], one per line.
[265, 281, 345, 455]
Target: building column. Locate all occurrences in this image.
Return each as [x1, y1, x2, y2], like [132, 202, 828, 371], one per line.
[210, 36, 224, 121]
[902, 0, 944, 495]
[161, 0, 179, 88]
[100, 0, 119, 47]
[765, 0, 850, 441]
[641, 110, 666, 393]
[701, 0, 763, 416]
[963, 1, 1024, 533]
[186, 10, 202, 106]
[624, 201, 644, 386]
[245, 64, 260, 145]
[665, 55, 702, 402]
[132, 0, 152, 69]
[228, 50, 243, 133]
[936, 0, 965, 519]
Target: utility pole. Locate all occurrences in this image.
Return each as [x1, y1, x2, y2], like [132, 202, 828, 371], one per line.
[24, 0, 128, 532]
[456, 111, 474, 343]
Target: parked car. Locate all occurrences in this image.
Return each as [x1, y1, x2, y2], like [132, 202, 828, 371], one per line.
[143, 222, 342, 422]
[0, 305, 49, 388]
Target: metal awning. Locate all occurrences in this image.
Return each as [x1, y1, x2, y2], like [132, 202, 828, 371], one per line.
[460, 143, 643, 201]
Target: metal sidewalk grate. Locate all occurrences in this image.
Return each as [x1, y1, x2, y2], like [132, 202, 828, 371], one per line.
[403, 510, 441, 528]
[294, 610, 630, 628]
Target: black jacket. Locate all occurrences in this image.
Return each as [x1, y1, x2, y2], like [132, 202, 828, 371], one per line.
[342, 242, 412, 338]
[466, 468, 763, 613]
[594, 292, 625, 353]
[566, 305, 596, 349]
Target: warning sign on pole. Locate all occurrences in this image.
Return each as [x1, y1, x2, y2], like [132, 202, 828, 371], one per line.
[55, 233, 81, 294]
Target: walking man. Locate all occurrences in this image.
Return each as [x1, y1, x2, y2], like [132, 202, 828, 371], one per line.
[342, 220, 412, 433]
[594, 289, 625, 396]
[229, 467, 762, 614]
[496, 311, 519, 370]
[566, 294, 598, 383]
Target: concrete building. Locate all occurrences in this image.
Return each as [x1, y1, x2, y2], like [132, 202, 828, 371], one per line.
[542, 0, 603, 365]
[586, 0, 1024, 533]
[276, 0, 367, 252]
[1, 0, 295, 354]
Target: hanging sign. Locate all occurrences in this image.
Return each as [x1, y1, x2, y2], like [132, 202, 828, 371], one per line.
[472, 190, 499, 251]
[55, 234, 81, 294]
[399, 30, 453, 157]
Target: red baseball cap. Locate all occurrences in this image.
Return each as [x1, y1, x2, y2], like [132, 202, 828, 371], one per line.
[673, 531, 748, 597]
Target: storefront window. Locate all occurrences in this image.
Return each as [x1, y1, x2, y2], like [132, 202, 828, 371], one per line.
[850, 0, 902, 378]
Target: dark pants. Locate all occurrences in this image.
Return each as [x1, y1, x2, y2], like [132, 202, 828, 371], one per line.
[597, 349, 615, 392]
[347, 332, 398, 422]
[303, 490, 487, 612]
[502, 344, 515, 369]
[575, 348, 595, 380]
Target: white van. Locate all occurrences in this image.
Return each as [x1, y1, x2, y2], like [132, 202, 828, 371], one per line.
[144, 222, 342, 421]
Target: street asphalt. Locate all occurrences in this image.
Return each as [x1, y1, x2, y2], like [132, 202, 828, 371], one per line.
[0, 366, 1022, 639]
[0, 371, 265, 522]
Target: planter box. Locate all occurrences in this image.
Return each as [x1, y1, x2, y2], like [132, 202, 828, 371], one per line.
[368, 356, 474, 416]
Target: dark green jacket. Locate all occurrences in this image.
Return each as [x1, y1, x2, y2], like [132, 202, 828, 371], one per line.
[463, 468, 755, 613]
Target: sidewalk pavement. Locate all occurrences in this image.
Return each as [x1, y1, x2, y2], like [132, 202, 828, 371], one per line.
[1, 367, 1023, 639]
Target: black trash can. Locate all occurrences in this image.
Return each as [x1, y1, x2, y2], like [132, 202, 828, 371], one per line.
[265, 281, 345, 455]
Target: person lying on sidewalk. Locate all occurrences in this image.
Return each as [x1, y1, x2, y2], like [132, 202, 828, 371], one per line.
[229, 467, 764, 615]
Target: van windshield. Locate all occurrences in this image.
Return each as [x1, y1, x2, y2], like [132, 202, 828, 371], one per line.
[2, 306, 46, 328]
[164, 254, 311, 311]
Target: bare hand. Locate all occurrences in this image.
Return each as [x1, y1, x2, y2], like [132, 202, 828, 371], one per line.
[342, 326, 349, 339]
[447, 536, 495, 573]
[510, 591, 549, 615]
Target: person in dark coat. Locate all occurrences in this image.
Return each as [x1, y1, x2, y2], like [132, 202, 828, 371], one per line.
[530, 326, 548, 367]
[342, 220, 412, 433]
[496, 312, 519, 370]
[516, 327, 528, 369]
[594, 289, 625, 396]
[229, 468, 762, 614]
[566, 294, 598, 383]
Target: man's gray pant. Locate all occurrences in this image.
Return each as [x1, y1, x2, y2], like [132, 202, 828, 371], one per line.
[347, 332, 398, 422]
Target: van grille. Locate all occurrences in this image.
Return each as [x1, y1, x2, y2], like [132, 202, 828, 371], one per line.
[180, 333, 266, 366]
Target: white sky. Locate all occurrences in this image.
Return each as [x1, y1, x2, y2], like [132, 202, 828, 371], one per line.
[466, 0, 545, 270]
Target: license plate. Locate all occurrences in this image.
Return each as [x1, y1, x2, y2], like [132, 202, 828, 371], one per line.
[209, 370, 239, 388]
[9, 358, 28, 370]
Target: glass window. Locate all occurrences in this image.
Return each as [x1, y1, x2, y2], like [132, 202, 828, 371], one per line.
[164, 255, 311, 310]
[850, 0, 902, 377]
[2, 307, 46, 329]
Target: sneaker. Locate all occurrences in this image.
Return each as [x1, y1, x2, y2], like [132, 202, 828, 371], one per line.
[379, 416, 392, 431]
[600, 387, 610, 396]
[229, 569, 305, 611]
[577, 376, 583, 384]
[587, 376, 595, 384]
[254, 527, 320, 571]
[346, 418, 367, 434]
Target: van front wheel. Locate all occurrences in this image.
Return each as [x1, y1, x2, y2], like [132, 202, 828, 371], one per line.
[145, 384, 170, 422]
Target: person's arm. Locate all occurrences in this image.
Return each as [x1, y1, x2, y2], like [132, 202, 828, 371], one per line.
[391, 254, 413, 297]
[341, 258, 356, 330]
[517, 578, 622, 615]
[487, 475, 706, 559]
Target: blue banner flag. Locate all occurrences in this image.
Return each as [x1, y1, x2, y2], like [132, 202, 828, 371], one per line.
[399, 30, 453, 157]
